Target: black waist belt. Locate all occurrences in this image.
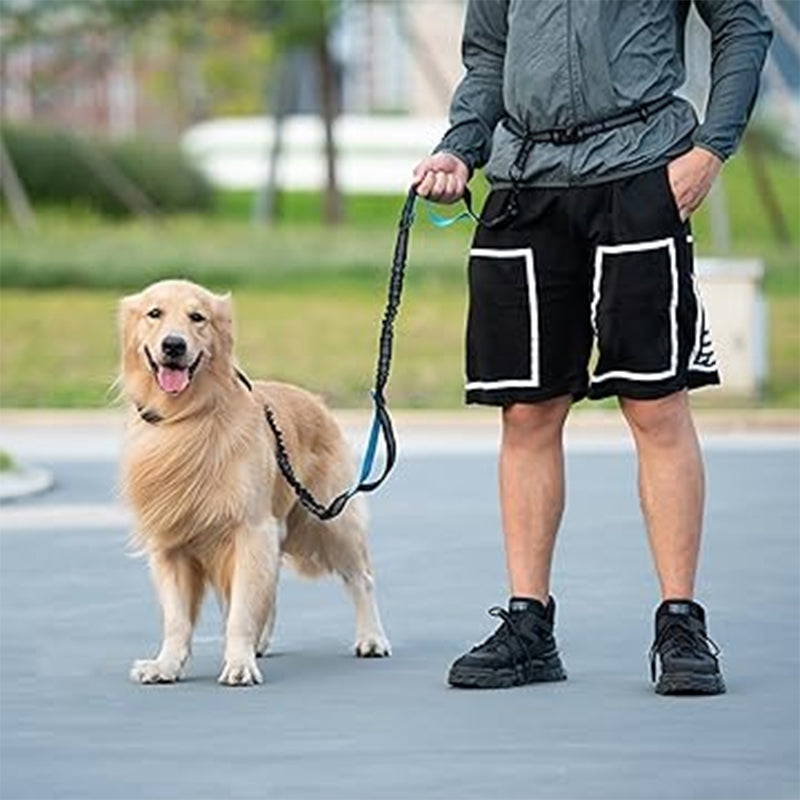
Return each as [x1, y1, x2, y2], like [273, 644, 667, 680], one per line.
[471, 95, 674, 228]
[503, 95, 674, 148]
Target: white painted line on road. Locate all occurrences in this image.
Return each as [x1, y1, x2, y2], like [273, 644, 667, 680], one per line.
[698, 433, 800, 451]
[0, 503, 131, 531]
[1, 424, 797, 463]
[395, 432, 800, 457]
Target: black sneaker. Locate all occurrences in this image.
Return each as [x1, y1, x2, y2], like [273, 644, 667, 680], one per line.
[447, 596, 567, 689]
[649, 599, 726, 695]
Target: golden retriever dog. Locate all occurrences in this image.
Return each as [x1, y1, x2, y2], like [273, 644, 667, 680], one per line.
[118, 279, 391, 687]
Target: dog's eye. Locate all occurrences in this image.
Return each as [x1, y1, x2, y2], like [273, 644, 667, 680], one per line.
[146, 308, 162, 319]
[188, 311, 206, 323]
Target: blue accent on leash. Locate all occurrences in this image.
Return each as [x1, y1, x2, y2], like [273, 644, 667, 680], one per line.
[424, 202, 477, 228]
[423, 191, 480, 228]
[357, 393, 384, 485]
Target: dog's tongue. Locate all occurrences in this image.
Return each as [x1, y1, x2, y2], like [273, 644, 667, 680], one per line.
[157, 366, 190, 394]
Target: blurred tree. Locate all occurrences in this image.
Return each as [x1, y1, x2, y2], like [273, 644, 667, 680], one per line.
[0, 0, 269, 134]
[225, 0, 344, 225]
[1, 0, 344, 223]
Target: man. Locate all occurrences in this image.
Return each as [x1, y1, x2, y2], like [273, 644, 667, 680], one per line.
[413, 0, 772, 694]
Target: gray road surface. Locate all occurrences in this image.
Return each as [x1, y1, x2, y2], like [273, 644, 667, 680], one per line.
[1, 424, 798, 800]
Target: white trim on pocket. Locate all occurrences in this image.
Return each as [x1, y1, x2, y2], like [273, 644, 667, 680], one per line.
[466, 247, 539, 390]
[590, 237, 678, 384]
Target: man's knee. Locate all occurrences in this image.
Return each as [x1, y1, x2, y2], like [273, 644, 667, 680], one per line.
[619, 391, 693, 446]
[502, 397, 570, 445]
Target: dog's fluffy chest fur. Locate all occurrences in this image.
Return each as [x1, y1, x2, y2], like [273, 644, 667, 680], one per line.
[123, 409, 272, 554]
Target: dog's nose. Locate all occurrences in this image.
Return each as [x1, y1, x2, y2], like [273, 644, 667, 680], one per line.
[161, 335, 187, 360]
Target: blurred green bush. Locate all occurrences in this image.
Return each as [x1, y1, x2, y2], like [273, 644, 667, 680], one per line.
[1, 125, 212, 217]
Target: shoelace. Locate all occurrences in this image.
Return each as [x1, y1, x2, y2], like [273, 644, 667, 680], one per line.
[472, 606, 547, 677]
[649, 618, 721, 682]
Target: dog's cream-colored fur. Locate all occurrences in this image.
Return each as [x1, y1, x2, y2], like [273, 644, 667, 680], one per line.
[119, 279, 390, 686]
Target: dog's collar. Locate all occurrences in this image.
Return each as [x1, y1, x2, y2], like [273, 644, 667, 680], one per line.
[135, 370, 252, 425]
[137, 405, 163, 425]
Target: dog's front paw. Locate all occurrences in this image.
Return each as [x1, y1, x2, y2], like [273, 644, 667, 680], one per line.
[355, 633, 392, 658]
[130, 658, 183, 684]
[218, 656, 263, 687]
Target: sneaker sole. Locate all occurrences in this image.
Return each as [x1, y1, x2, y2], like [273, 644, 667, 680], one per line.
[448, 661, 567, 689]
[655, 672, 726, 695]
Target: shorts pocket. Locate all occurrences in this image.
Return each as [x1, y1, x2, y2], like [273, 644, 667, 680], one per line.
[591, 238, 678, 386]
[658, 164, 684, 227]
[466, 248, 540, 390]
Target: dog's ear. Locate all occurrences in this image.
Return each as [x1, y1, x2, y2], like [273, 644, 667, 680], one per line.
[213, 292, 234, 355]
[118, 292, 142, 345]
[214, 291, 232, 317]
[116, 292, 145, 400]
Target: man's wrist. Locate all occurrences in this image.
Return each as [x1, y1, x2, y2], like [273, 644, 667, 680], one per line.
[692, 140, 727, 165]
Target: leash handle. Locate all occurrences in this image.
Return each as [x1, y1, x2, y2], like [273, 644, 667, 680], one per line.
[422, 187, 517, 230]
[423, 187, 480, 228]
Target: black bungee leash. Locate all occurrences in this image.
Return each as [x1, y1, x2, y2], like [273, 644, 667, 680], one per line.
[263, 186, 418, 521]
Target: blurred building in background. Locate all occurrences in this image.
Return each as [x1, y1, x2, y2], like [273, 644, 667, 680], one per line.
[0, 0, 465, 139]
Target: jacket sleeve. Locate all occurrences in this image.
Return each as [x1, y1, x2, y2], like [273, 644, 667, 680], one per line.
[432, 0, 509, 172]
[693, 0, 773, 160]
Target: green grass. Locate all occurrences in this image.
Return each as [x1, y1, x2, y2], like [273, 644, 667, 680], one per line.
[0, 286, 468, 409]
[214, 188, 425, 227]
[1, 283, 797, 409]
[0, 211, 473, 291]
[766, 295, 800, 407]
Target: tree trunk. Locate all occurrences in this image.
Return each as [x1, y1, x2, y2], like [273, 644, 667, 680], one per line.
[0, 135, 37, 232]
[253, 54, 291, 224]
[743, 129, 790, 246]
[316, 35, 342, 224]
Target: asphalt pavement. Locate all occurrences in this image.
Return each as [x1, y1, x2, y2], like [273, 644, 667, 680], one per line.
[0, 413, 798, 800]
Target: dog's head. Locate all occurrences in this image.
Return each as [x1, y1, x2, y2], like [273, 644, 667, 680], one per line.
[118, 280, 234, 411]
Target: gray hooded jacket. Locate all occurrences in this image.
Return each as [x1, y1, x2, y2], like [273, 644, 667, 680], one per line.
[434, 0, 772, 187]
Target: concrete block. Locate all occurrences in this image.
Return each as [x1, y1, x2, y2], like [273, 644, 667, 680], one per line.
[696, 257, 766, 396]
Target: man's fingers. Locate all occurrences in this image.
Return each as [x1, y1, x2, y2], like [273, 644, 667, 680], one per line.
[446, 173, 465, 201]
[415, 171, 436, 197]
[417, 170, 449, 201]
[665, 146, 721, 223]
[412, 165, 466, 203]
[411, 161, 432, 185]
[432, 171, 449, 199]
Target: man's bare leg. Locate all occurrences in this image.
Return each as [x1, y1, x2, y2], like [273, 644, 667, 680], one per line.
[499, 395, 572, 601]
[447, 395, 571, 688]
[619, 390, 703, 599]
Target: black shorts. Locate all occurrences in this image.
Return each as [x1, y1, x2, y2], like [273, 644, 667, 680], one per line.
[465, 165, 720, 406]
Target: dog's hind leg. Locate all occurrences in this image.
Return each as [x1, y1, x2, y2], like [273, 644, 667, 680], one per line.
[342, 567, 392, 657]
[218, 519, 280, 686]
[256, 568, 279, 658]
[131, 552, 204, 684]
